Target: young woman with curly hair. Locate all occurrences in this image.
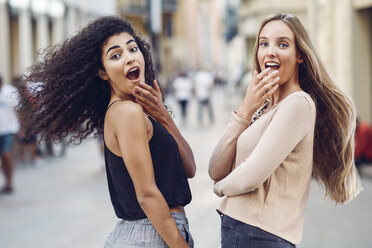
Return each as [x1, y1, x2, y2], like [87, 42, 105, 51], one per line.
[209, 13, 362, 247]
[17, 16, 195, 248]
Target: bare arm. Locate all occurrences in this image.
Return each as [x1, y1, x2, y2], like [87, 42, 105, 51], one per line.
[110, 102, 189, 247]
[134, 80, 196, 178]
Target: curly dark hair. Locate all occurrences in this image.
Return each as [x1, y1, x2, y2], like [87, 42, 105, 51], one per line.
[16, 16, 155, 144]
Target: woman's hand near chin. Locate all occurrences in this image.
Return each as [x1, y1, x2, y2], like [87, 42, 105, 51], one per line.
[133, 80, 168, 122]
[237, 68, 279, 120]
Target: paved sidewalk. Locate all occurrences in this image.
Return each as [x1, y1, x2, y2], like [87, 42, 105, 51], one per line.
[1, 88, 371, 248]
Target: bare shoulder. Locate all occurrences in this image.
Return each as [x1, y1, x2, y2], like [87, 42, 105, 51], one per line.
[105, 101, 144, 130]
[104, 101, 152, 155]
[105, 101, 145, 124]
[108, 100, 143, 117]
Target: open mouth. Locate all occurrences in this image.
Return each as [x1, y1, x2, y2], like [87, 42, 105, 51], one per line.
[265, 62, 280, 71]
[126, 67, 140, 81]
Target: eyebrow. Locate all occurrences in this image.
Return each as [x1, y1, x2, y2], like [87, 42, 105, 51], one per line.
[259, 36, 292, 41]
[105, 39, 136, 56]
[106, 45, 120, 56]
[126, 39, 135, 45]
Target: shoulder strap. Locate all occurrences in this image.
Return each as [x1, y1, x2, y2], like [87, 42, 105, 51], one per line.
[107, 100, 124, 110]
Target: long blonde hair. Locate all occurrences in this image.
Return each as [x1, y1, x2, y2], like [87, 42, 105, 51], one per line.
[252, 13, 362, 203]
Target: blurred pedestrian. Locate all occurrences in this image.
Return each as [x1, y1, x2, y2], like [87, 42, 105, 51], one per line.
[355, 116, 372, 167]
[209, 13, 362, 247]
[193, 68, 215, 126]
[15, 80, 42, 165]
[0, 75, 20, 194]
[173, 71, 193, 126]
[238, 69, 252, 97]
[213, 70, 227, 88]
[16, 16, 195, 247]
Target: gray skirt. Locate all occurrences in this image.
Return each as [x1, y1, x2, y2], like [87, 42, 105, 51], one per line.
[103, 212, 194, 248]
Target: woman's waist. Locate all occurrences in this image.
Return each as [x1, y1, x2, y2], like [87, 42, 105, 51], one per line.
[120, 207, 188, 225]
[170, 205, 185, 214]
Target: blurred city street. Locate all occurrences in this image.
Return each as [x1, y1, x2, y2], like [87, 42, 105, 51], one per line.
[1, 88, 372, 248]
[1, 0, 372, 247]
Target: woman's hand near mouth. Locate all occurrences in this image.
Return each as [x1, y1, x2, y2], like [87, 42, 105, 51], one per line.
[133, 80, 168, 122]
[236, 68, 280, 120]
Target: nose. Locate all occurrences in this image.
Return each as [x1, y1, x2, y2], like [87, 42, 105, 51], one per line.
[266, 44, 276, 57]
[125, 53, 135, 65]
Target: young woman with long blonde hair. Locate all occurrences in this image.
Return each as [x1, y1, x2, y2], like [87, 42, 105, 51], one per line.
[209, 13, 362, 247]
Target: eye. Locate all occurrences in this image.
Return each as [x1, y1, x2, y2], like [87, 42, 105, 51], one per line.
[279, 42, 288, 48]
[130, 46, 138, 52]
[260, 42, 268, 48]
[110, 53, 121, 60]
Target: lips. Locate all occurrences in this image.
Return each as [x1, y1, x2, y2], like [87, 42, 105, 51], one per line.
[126, 67, 140, 81]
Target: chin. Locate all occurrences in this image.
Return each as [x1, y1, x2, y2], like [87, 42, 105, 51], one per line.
[141, 75, 146, 84]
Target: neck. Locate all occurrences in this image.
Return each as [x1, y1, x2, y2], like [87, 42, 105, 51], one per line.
[110, 89, 135, 102]
[270, 79, 302, 106]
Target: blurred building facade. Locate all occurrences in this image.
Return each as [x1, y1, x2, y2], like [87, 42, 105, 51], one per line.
[3, 0, 370, 122]
[118, 0, 226, 89]
[0, 0, 117, 85]
[1, 0, 227, 91]
[236, 0, 372, 122]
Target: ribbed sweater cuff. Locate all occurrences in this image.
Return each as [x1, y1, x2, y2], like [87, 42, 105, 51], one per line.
[231, 111, 250, 128]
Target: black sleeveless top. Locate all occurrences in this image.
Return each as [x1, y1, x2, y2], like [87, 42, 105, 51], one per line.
[104, 116, 192, 220]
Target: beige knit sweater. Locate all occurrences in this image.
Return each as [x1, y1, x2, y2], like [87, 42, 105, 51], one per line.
[209, 91, 316, 245]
